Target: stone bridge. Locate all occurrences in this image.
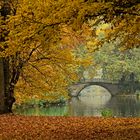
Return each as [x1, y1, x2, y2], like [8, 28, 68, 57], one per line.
[68, 79, 140, 97]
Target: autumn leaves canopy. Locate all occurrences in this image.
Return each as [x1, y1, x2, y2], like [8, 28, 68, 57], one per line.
[0, 0, 139, 102]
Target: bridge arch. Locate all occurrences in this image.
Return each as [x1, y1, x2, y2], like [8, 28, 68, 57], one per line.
[77, 84, 113, 96]
[69, 81, 120, 97]
[69, 78, 140, 97]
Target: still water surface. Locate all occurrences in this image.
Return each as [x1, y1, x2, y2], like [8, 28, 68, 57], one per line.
[14, 86, 140, 117]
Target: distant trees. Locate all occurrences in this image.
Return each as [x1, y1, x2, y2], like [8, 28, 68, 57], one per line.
[94, 41, 140, 81]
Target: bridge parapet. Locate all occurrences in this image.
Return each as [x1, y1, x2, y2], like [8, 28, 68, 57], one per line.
[79, 79, 118, 84]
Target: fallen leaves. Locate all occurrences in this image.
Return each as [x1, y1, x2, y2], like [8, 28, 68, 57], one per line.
[0, 115, 140, 140]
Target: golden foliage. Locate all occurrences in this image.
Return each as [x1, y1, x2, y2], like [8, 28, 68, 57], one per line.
[0, 0, 139, 102]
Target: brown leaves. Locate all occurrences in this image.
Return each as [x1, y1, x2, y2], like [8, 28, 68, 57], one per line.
[0, 115, 140, 140]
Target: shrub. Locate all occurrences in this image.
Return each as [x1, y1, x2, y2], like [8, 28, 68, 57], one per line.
[101, 108, 113, 117]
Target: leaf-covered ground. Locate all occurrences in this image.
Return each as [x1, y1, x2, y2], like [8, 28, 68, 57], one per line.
[0, 115, 140, 140]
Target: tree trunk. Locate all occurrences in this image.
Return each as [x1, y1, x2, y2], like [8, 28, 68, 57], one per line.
[0, 58, 16, 114]
[0, 58, 11, 114]
[0, 58, 7, 113]
[0, 0, 16, 114]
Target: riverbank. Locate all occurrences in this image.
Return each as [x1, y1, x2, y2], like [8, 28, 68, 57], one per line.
[0, 115, 140, 140]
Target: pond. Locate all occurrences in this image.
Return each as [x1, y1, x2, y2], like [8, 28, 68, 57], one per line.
[13, 85, 140, 117]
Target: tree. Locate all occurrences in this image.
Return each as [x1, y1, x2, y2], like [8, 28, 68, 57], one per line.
[94, 40, 140, 81]
[0, 0, 139, 113]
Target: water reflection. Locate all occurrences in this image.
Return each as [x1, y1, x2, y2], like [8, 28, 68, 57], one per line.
[69, 86, 140, 117]
[14, 105, 68, 116]
[69, 85, 112, 116]
[14, 85, 140, 117]
[105, 96, 140, 117]
[69, 96, 140, 117]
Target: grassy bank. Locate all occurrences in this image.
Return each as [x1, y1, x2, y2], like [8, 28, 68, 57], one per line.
[0, 115, 140, 140]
